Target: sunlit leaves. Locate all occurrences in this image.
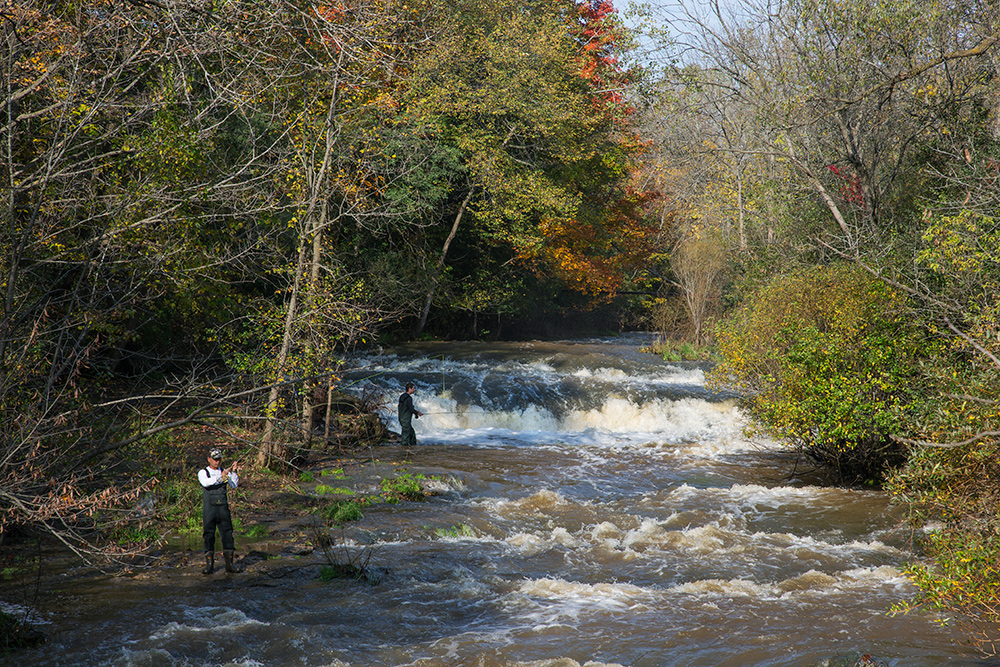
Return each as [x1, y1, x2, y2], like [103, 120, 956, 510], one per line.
[710, 264, 929, 480]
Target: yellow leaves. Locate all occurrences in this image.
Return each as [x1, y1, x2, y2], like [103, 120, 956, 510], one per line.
[918, 211, 1000, 309]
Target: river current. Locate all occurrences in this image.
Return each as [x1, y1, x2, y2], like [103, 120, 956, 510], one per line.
[6, 336, 988, 666]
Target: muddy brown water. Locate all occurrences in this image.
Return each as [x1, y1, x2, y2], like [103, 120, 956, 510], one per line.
[4, 336, 994, 666]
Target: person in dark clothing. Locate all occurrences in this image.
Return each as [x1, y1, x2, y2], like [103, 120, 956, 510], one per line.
[398, 382, 422, 446]
[198, 447, 240, 574]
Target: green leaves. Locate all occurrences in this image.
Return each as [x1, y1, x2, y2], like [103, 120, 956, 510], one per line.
[710, 264, 926, 481]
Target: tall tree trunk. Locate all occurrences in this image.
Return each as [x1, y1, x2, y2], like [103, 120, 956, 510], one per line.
[302, 200, 329, 450]
[258, 85, 339, 466]
[414, 186, 475, 337]
[736, 167, 747, 252]
[414, 127, 515, 338]
[258, 238, 309, 467]
[781, 131, 855, 253]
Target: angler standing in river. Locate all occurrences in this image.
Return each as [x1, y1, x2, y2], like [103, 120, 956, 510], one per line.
[398, 382, 423, 446]
[199, 447, 240, 574]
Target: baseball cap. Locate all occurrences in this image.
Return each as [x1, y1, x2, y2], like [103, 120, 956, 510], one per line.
[209, 448, 223, 460]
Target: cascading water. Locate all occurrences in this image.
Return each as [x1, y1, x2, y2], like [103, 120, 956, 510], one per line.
[7, 335, 988, 666]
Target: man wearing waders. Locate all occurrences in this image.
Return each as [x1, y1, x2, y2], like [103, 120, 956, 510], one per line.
[398, 382, 422, 446]
[199, 447, 240, 574]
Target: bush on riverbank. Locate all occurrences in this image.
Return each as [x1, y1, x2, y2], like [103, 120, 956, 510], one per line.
[709, 264, 929, 484]
[642, 337, 720, 362]
[886, 438, 1000, 645]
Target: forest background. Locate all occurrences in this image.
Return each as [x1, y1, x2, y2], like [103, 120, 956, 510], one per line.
[2, 0, 1000, 651]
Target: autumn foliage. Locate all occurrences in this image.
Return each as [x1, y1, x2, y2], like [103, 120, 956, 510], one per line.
[710, 265, 927, 482]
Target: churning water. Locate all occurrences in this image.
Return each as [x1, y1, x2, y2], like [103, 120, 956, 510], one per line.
[7, 336, 990, 666]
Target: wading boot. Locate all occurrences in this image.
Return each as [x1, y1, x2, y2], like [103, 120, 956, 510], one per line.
[202, 552, 214, 575]
[223, 549, 238, 573]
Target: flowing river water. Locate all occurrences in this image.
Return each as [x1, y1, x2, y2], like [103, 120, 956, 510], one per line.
[7, 336, 990, 666]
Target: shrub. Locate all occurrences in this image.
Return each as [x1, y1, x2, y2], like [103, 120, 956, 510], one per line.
[243, 524, 270, 538]
[434, 524, 476, 539]
[710, 264, 927, 482]
[878, 211, 1000, 650]
[886, 442, 1000, 638]
[153, 479, 199, 524]
[380, 473, 427, 503]
[316, 500, 363, 524]
[0, 609, 45, 654]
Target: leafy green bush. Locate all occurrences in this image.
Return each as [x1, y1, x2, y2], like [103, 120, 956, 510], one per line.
[154, 479, 199, 524]
[710, 264, 928, 482]
[852, 211, 1000, 647]
[380, 473, 427, 503]
[434, 524, 476, 539]
[316, 500, 363, 524]
[886, 442, 1000, 630]
[243, 524, 270, 538]
[892, 525, 1000, 645]
[109, 524, 160, 546]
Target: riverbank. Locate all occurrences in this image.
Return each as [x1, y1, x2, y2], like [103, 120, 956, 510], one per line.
[0, 402, 415, 656]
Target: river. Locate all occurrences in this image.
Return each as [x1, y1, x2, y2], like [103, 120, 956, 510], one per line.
[5, 336, 989, 666]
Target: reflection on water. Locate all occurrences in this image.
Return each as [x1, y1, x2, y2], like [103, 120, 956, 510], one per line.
[9, 336, 989, 666]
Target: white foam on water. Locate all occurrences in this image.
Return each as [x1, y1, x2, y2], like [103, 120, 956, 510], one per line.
[670, 577, 781, 598]
[406, 565, 498, 600]
[512, 660, 628, 667]
[668, 482, 876, 505]
[349, 349, 704, 388]
[656, 482, 888, 523]
[148, 606, 268, 640]
[513, 577, 655, 618]
[561, 396, 737, 438]
[571, 364, 707, 387]
[474, 487, 901, 575]
[508, 527, 580, 555]
[0, 601, 49, 626]
[502, 566, 910, 626]
[668, 564, 911, 600]
[618, 515, 903, 562]
[492, 488, 569, 514]
[401, 394, 755, 458]
[114, 649, 268, 667]
[572, 367, 630, 381]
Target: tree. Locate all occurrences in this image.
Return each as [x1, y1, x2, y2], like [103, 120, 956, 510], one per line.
[400, 0, 651, 336]
[643, 0, 999, 258]
[0, 0, 280, 555]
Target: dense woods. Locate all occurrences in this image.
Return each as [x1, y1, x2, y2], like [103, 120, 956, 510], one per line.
[2, 0, 1000, 652]
[640, 0, 1000, 644]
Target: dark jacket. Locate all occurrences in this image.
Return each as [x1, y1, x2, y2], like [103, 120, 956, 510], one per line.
[398, 392, 416, 421]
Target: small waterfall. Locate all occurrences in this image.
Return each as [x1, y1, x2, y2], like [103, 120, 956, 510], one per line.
[344, 336, 740, 451]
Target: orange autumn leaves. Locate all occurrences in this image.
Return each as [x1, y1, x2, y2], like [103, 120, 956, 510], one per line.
[531, 189, 663, 297]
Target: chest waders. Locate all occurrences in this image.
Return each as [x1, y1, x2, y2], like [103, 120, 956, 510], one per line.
[398, 394, 417, 447]
[202, 471, 238, 574]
